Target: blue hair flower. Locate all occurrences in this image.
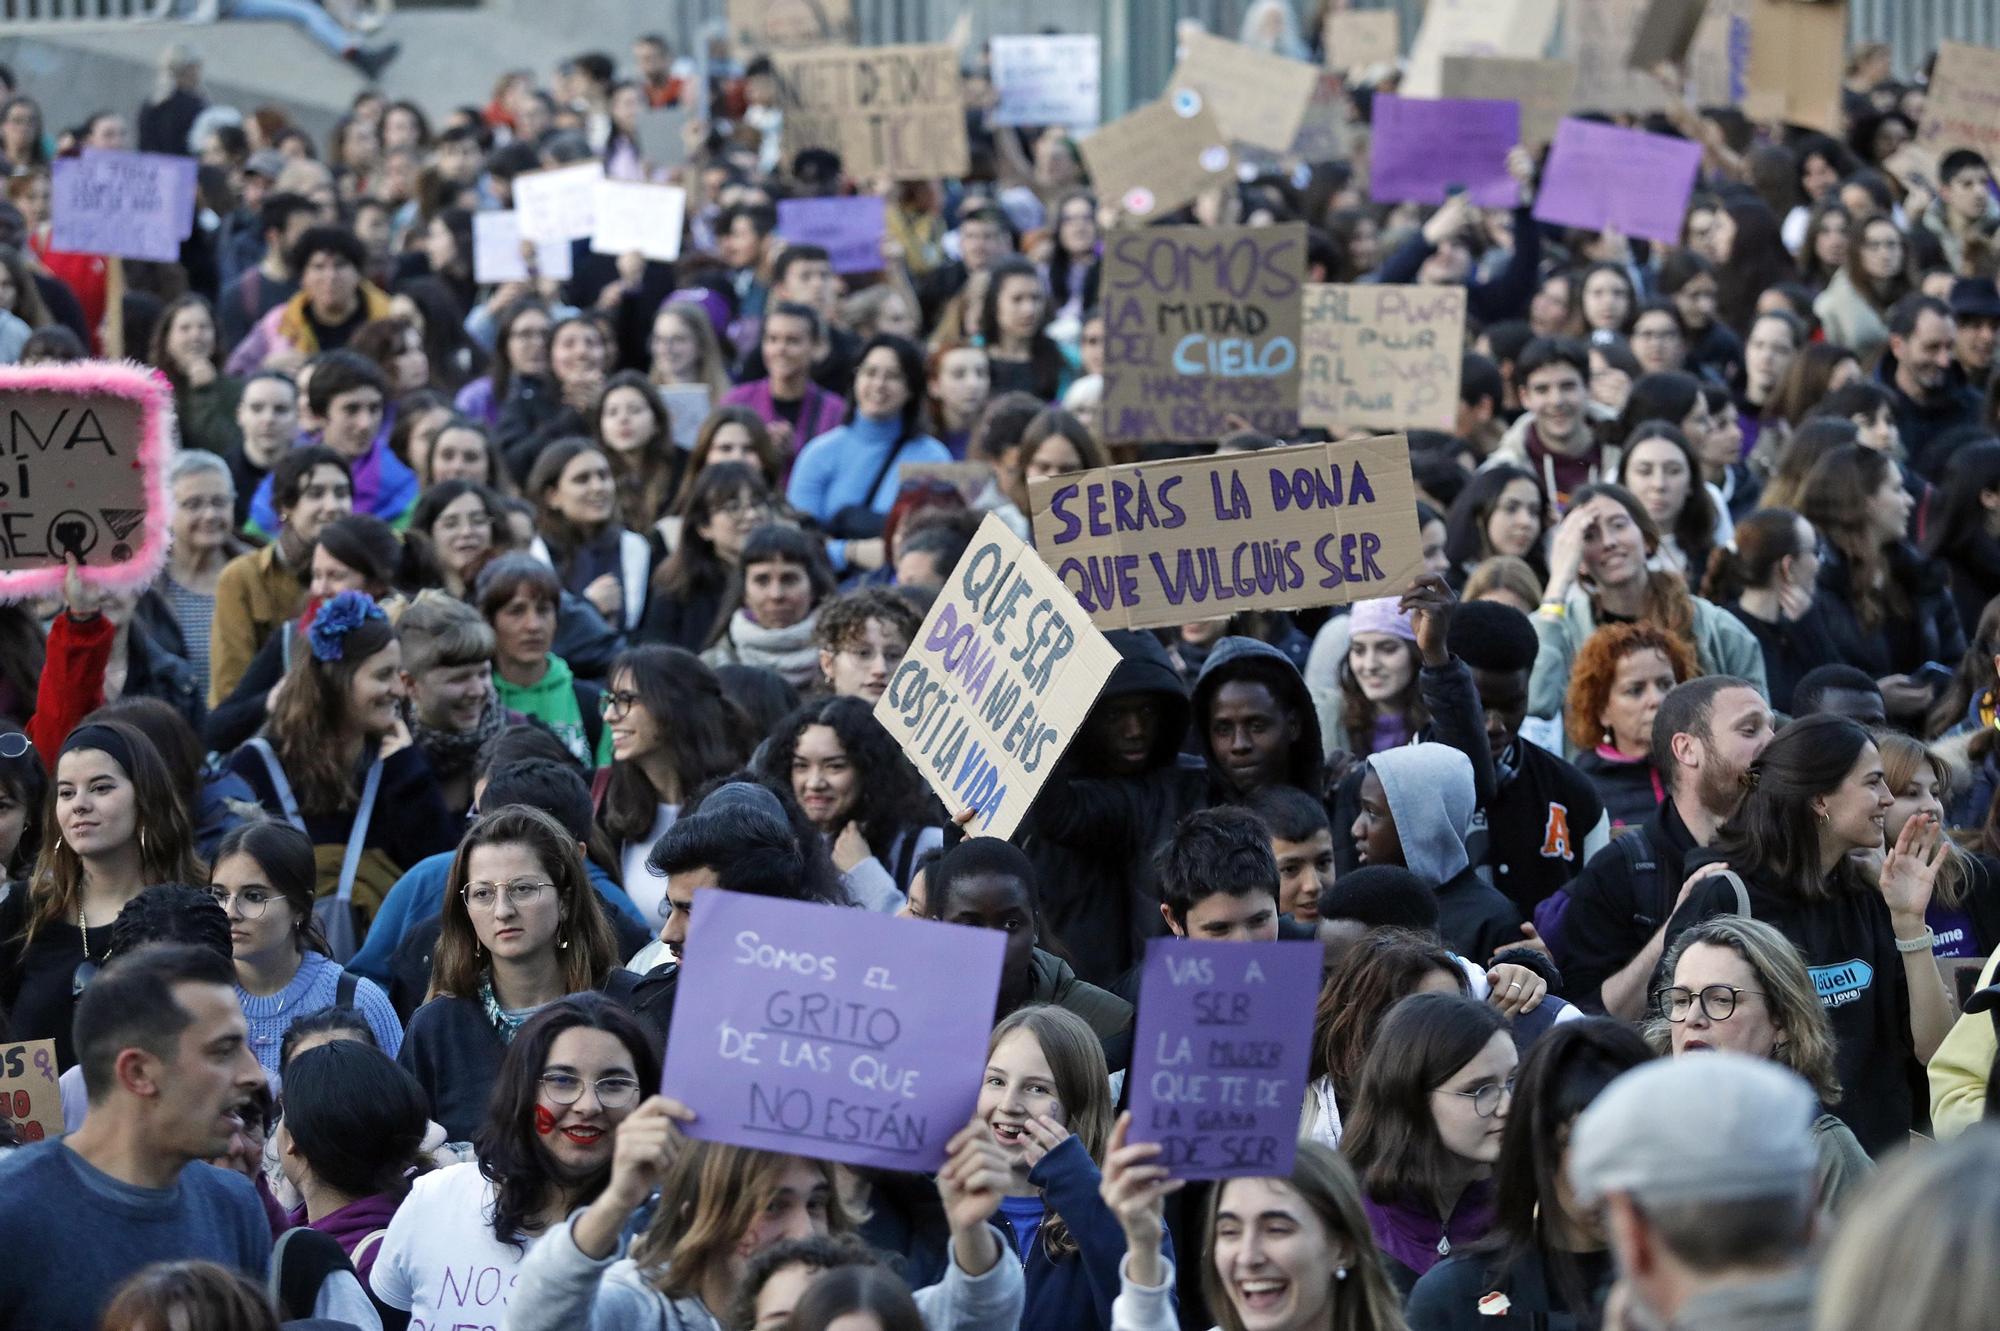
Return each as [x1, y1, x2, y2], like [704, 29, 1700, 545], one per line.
[308, 590, 385, 663]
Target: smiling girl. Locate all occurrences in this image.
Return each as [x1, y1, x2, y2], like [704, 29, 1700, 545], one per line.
[528, 437, 654, 632]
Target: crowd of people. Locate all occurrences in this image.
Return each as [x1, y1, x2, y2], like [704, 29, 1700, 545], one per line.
[2, 5, 2000, 1330]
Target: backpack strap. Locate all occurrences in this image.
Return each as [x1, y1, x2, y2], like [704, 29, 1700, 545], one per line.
[350, 1228, 389, 1272]
[245, 737, 306, 832]
[335, 756, 386, 906]
[1714, 868, 1754, 919]
[335, 969, 357, 1008]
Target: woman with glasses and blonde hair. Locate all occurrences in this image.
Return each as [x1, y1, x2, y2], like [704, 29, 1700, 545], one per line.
[396, 805, 622, 1143]
[1652, 914, 1873, 1212]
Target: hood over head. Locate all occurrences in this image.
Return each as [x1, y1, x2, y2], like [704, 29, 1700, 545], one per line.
[1367, 742, 1475, 885]
[1084, 629, 1192, 772]
[1192, 635, 1324, 794]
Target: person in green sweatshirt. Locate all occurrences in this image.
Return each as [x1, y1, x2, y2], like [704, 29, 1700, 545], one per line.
[477, 554, 609, 767]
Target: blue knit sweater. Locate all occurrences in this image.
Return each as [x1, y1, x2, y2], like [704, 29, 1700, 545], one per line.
[784, 414, 951, 568]
[236, 950, 402, 1073]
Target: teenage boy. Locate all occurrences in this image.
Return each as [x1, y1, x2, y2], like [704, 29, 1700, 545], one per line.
[1923, 149, 1999, 275]
[247, 350, 415, 533]
[1246, 785, 1336, 924]
[1487, 336, 1614, 512]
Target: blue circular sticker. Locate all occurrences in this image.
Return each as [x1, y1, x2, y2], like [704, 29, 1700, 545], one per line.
[1172, 88, 1203, 118]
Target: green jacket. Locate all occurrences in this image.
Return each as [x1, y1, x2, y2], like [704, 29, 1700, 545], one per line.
[494, 653, 608, 768]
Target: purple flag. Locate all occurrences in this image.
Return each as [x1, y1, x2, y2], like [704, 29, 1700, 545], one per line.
[777, 196, 888, 275]
[660, 890, 1006, 1172]
[51, 150, 196, 262]
[1533, 117, 1703, 246]
[1369, 95, 1521, 208]
[1126, 939, 1321, 1180]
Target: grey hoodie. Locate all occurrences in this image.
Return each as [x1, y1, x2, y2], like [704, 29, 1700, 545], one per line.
[1368, 743, 1475, 886]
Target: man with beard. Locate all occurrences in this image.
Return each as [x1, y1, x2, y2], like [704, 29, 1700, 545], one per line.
[1553, 675, 1774, 1019]
[1885, 293, 1984, 478]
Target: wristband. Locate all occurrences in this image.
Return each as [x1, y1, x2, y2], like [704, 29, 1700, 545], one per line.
[1537, 602, 1566, 618]
[1894, 929, 1937, 954]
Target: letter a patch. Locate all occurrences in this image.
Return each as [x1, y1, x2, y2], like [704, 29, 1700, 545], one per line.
[1540, 803, 1572, 861]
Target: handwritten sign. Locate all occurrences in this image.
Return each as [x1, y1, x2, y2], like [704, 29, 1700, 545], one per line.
[774, 44, 969, 180]
[1301, 285, 1467, 433]
[470, 210, 573, 283]
[0, 1039, 61, 1143]
[877, 515, 1117, 835]
[989, 34, 1102, 130]
[776, 195, 886, 274]
[659, 385, 710, 449]
[51, 150, 195, 262]
[513, 161, 604, 243]
[590, 181, 687, 261]
[0, 362, 173, 597]
[1170, 31, 1321, 156]
[1628, 0, 1710, 70]
[1324, 10, 1400, 73]
[1369, 95, 1521, 207]
[727, 0, 856, 54]
[1912, 42, 2000, 185]
[1533, 118, 1702, 245]
[661, 891, 1005, 1172]
[1098, 223, 1303, 445]
[1126, 941, 1320, 1179]
[1438, 56, 1578, 150]
[1742, 0, 1843, 134]
[1027, 436, 1425, 632]
[1404, 0, 1560, 97]
[1079, 95, 1233, 221]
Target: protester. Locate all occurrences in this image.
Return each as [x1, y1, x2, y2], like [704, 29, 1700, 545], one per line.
[1564, 622, 1694, 830]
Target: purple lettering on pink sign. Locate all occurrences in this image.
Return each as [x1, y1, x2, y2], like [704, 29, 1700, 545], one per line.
[777, 196, 888, 275]
[50, 150, 196, 263]
[1369, 95, 1521, 208]
[660, 890, 1006, 1172]
[1532, 117, 1704, 246]
[1126, 939, 1320, 1180]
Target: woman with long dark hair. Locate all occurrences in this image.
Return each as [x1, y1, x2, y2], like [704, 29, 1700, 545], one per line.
[642, 463, 776, 651]
[1616, 417, 1725, 580]
[592, 370, 686, 536]
[1711, 197, 1799, 335]
[1703, 507, 1838, 715]
[527, 437, 653, 632]
[1662, 714, 1955, 1156]
[1814, 214, 1911, 362]
[148, 292, 245, 455]
[979, 256, 1071, 402]
[501, 314, 609, 478]
[456, 298, 551, 428]
[1442, 464, 1546, 585]
[1920, 437, 2000, 640]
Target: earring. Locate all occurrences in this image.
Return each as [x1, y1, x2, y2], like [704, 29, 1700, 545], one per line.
[1816, 806, 1830, 825]
[559, 933, 569, 950]
[1335, 1266, 1348, 1282]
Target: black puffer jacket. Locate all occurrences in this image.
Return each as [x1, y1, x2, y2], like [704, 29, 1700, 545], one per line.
[1815, 542, 1964, 679]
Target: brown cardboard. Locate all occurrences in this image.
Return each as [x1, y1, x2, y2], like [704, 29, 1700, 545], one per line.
[773, 44, 969, 180]
[1744, 0, 1845, 134]
[1098, 223, 1306, 445]
[875, 514, 1119, 839]
[1289, 73, 1354, 164]
[1404, 0, 1561, 98]
[1324, 10, 1400, 73]
[1437, 55, 1580, 149]
[0, 391, 148, 573]
[1912, 42, 2000, 186]
[1300, 284, 1467, 433]
[726, 0, 856, 55]
[1568, 0, 1749, 114]
[1169, 31, 1321, 156]
[1079, 97, 1234, 222]
[1026, 436, 1426, 631]
[1627, 0, 1711, 71]
[0, 1039, 62, 1143]
[898, 460, 995, 502]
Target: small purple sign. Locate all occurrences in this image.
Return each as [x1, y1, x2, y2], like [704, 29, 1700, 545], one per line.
[1369, 95, 1521, 208]
[51, 150, 197, 263]
[777, 196, 888, 274]
[1533, 117, 1704, 246]
[660, 890, 1006, 1172]
[1127, 939, 1320, 1180]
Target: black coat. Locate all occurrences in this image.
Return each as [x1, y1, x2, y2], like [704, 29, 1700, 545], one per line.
[1815, 542, 1965, 679]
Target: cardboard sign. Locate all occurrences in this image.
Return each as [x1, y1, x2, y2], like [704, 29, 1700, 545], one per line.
[1742, 0, 1844, 133]
[1369, 95, 1521, 207]
[876, 514, 1119, 837]
[776, 195, 886, 274]
[774, 44, 970, 180]
[1290, 73, 1354, 164]
[1098, 223, 1305, 445]
[637, 105, 692, 170]
[51, 150, 196, 263]
[1533, 118, 1703, 245]
[1027, 436, 1426, 631]
[1301, 285, 1467, 433]
[513, 161, 604, 243]
[1912, 42, 2000, 185]
[1324, 10, 1400, 73]
[1627, 0, 1710, 70]
[1403, 0, 1560, 97]
[1126, 941, 1320, 1180]
[470, 211, 573, 283]
[0, 362, 174, 596]
[989, 33, 1102, 130]
[898, 460, 995, 501]
[1079, 95, 1233, 221]
[1437, 56, 1579, 150]
[659, 385, 710, 449]
[1567, 0, 1748, 114]
[727, 0, 856, 54]
[589, 181, 688, 262]
[1169, 31, 1321, 156]
[0, 1039, 61, 1144]
[660, 891, 1005, 1172]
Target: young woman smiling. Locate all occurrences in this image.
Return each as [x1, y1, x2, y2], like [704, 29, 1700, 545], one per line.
[408, 479, 503, 599]
[1442, 465, 1546, 586]
[593, 370, 686, 536]
[528, 437, 653, 632]
[500, 314, 610, 480]
[643, 463, 778, 652]
[149, 293, 245, 455]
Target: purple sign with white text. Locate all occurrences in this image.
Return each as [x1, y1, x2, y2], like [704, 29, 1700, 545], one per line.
[660, 890, 1006, 1172]
[51, 150, 197, 263]
[1369, 95, 1520, 208]
[1126, 939, 1320, 1180]
[777, 196, 888, 274]
[1533, 117, 1703, 246]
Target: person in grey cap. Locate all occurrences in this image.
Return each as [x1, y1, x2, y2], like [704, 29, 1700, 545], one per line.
[1568, 1053, 1818, 1331]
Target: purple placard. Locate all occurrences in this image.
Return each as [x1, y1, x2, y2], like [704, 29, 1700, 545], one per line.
[51, 150, 196, 262]
[1532, 117, 1703, 246]
[777, 196, 888, 275]
[1127, 939, 1320, 1180]
[1369, 95, 1520, 208]
[660, 890, 1006, 1172]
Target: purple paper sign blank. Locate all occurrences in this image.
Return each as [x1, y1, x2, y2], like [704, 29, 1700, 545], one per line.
[660, 890, 1006, 1173]
[1532, 118, 1703, 247]
[1369, 95, 1521, 208]
[1127, 939, 1321, 1180]
[777, 196, 888, 275]
[51, 151, 196, 263]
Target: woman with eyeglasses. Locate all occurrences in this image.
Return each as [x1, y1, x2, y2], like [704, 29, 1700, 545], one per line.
[372, 994, 659, 1328]
[408, 479, 505, 601]
[398, 805, 626, 1143]
[1341, 992, 1515, 1295]
[642, 464, 779, 653]
[455, 299, 554, 430]
[209, 818, 399, 1072]
[646, 300, 732, 403]
[0, 729, 47, 887]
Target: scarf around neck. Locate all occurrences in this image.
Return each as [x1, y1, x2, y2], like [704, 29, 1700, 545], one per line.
[410, 688, 506, 781]
[725, 607, 821, 688]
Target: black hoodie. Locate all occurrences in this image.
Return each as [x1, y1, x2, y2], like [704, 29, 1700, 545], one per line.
[1188, 636, 1326, 800]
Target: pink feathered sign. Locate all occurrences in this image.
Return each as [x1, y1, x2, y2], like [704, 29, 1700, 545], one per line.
[0, 361, 175, 597]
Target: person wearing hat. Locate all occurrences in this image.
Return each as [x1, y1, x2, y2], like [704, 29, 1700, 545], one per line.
[1948, 275, 1999, 387]
[1568, 1054, 1820, 1331]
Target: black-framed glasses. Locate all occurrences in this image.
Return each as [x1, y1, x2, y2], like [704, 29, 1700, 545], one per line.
[538, 1071, 644, 1109]
[601, 689, 639, 719]
[1662, 984, 1765, 1023]
[1439, 1078, 1515, 1119]
[209, 886, 276, 919]
[463, 879, 554, 911]
[0, 732, 31, 760]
